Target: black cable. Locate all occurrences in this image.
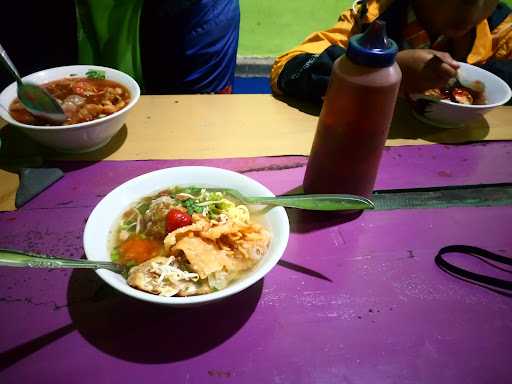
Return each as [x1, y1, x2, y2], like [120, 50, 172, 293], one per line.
[435, 245, 512, 292]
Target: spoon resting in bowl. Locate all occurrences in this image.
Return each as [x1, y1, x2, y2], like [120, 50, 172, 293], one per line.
[207, 189, 375, 211]
[0, 248, 125, 273]
[0, 43, 67, 124]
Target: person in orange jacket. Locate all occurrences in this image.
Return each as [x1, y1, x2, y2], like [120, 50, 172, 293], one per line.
[271, 0, 512, 101]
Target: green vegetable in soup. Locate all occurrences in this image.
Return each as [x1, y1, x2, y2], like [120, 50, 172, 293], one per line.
[86, 69, 106, 80]
[181, 199, 203, 215]
[136, 202, 150, 215]
[111, 248, 120, 262]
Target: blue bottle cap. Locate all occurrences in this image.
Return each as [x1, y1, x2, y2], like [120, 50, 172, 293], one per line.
[347, 20, 398, 68]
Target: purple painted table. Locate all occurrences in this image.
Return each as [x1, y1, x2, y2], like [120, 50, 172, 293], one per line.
[1, 143, 511, 384]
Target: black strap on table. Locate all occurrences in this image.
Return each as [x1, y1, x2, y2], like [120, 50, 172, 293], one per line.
[435, 245, 512, 292]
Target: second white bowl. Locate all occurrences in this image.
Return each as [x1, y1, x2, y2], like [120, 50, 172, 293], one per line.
[0, 65, 140, 152]
[410, 62, 511, 128]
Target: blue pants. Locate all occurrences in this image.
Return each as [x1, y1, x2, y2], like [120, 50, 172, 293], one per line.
[140, 0, 240, 94]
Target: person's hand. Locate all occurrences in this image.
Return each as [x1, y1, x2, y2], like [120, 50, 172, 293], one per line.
[396, 49, 460, 94]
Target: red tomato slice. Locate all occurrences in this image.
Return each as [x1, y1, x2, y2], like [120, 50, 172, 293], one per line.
[166, 209, 193, 233]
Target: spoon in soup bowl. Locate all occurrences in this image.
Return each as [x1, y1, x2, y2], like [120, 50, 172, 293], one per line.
[0, 44, 68, 124]
[0, 249, 125, 273]
[209, 189, 375, 211]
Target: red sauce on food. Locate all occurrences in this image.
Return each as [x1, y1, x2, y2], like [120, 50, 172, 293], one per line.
[424, 80, 486, 105]
[9, 77, 131, 126]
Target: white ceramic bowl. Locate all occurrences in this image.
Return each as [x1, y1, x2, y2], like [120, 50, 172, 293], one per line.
[0, 65, 140, 152]
[410, 62, 511, 128]
[83, 166, 290, 306]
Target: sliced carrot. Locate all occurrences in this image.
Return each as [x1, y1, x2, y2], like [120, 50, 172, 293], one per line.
[119, 236, 163, 264]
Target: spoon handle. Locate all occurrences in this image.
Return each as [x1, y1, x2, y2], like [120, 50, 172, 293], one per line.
[0, 43, 22, 84]
[246, 194, 375, 211]
[0, 249, 124, 273]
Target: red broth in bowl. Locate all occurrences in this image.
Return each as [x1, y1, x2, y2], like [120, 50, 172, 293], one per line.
[9, 77, 131, 126]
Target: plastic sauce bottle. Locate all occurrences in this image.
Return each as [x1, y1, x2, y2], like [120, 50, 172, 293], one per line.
[303, 21, 401, 198]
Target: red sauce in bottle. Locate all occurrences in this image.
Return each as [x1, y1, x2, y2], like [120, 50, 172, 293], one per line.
[303, 21, 402, 198]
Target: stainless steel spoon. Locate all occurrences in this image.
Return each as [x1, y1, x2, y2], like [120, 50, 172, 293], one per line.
[213, 189, 375, 211]
[0, 44, 67, 124]
[0, 249, 125, 273]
